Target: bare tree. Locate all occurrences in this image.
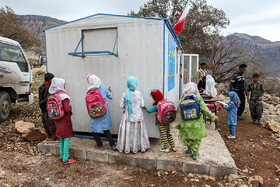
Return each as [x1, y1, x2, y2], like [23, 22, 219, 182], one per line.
[0, 6, 41, 49]
[205, 34, 265, 83]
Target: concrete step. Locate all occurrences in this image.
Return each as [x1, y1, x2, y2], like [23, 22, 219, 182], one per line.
[38, 122, 237, 176]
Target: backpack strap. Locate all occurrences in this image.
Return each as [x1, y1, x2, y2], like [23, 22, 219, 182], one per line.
[57, 91, 66, 95]
[183, 95, 199, 104]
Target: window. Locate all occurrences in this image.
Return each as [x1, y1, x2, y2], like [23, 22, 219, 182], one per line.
[83, 28, 118, 55]
[0, 42, 28, 72]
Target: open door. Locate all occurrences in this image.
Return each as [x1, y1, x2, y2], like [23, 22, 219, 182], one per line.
[181, 54, 199, 90]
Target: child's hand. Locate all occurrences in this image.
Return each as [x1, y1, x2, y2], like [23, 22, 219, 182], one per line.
[108, 87, 112, 92]
[143, 106, 147, 110]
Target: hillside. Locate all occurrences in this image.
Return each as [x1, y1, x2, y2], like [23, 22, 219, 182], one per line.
[231, 33, 280, 77]
[17, 15, 66, 48]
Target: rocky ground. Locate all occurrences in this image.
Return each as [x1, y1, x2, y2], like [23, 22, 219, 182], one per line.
[0, 74, 279, 186]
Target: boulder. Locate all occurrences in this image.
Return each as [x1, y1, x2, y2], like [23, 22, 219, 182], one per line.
[267, 121, 280, 133]
[248, 176, 263, 187]
[15, 121, 35, 133]
[32, 65, 46, 76]
[263, 102, 274, 111]
[22, 127, 46, 141]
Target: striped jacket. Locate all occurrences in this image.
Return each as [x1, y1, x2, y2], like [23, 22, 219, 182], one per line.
[230, 71, 246, 92]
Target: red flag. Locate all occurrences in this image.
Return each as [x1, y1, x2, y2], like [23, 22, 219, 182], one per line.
[174, 0, 191, 34]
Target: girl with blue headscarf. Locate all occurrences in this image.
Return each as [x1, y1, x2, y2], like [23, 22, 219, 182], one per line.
[220, 91, 240, 139]
[117, 76, 150, 153]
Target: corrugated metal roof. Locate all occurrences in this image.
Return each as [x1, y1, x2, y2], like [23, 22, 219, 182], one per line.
[43, 13, 183, 51]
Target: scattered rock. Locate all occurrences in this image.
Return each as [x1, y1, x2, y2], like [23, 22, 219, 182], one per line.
[267, 121, 280, 133]
[228, 174, 239, 182]
[14, 121, 35, 133]
[248, 176, 263, 187]
[190, 179, 199, 182]
[0, 169, 5, 178]
[184, 177, 188, 182]
[46, 152, 52, 156]
[276, 168, 280, 176]
[188, 173, 193, 177]
[22, 127, 46, 141]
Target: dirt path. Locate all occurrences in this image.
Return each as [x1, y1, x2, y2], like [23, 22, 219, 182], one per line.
[218, 110, 280, 186]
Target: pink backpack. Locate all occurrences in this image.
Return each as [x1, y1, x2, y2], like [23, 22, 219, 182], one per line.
[157, 99, 177, 125]
[85, 89, 107, 118]
[47, 91, 65, 120]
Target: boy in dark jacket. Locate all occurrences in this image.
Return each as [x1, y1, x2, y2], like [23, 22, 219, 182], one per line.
[39, 73, 57, 140]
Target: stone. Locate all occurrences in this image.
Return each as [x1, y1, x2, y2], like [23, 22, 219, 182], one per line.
[46, 152, 52, 156]
[267, 121, 280, 133]
[228, 174, 239, 181]
[276, 168, 280, 176]
[14, 121, 35, 133]
[22, 127, 46, 141]
[248, 176, 263, 187]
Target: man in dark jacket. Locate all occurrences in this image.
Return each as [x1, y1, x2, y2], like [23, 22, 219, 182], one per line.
[39, 73, 57, 140]
[229, 64, 247, 120]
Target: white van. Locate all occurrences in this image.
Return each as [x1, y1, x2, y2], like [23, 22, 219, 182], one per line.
[0, 36, 33, 122]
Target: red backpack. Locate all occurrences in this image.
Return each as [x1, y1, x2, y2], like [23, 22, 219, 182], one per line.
[47, 91, 65, 120]
[85, 89, 107, 118]
[157, 99, 177, 125]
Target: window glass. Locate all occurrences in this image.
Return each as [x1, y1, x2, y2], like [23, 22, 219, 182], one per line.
[0, 42, 28, 72]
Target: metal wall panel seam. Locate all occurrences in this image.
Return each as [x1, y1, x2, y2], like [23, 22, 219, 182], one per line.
[44, 31, 48, 72]
[163, 21, 166, 97]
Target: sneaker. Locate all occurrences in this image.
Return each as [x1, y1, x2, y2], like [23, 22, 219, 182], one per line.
[186, 150, 192, 154]
[227, 135, 236, 139]
[63, 159, 76, 165]
[111, 145, 117, 151]
[170, 146, 176, 152]
[192, 154, 198, 160]
[257, 119, 262, 125]
[95, 145, 104, 151]
[238, 116, 246, 120]
[252, 119, 256, 124]
[160, 147, 170, 153]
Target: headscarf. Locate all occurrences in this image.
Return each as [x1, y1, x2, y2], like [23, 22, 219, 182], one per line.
[181, 82, 200, 98]
[151, 89, 164, 106]
[204, 75, 217, 97]
[125, 76, 138, 121]
[87, 74, 102, 92]
[49, 77, 70, 100]
[229, 91, 240, 107]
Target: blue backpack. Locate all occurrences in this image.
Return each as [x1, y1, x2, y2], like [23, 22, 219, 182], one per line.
[180, 95, 200, 120]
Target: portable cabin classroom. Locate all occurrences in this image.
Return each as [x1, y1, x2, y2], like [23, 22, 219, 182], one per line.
[44, 13, 186, 138]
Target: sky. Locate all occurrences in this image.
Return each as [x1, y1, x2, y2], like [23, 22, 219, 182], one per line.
[1, 0, 280, 42]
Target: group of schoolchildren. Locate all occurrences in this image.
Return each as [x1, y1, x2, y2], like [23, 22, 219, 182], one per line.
[39, 63, 264, 165]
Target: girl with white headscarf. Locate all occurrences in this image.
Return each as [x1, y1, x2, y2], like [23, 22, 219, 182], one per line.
[176, 82, 218, 160]
[87, 74, 116, 151]
[116, 76, 150, 153]
[204, 75, 217, 97]
[48, 78, 76, 165]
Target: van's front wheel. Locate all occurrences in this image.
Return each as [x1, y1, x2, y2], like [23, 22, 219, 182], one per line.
[0, 91, 11, 122]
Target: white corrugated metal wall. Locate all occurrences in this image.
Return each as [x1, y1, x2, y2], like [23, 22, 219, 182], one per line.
[45, 15, 183, 138]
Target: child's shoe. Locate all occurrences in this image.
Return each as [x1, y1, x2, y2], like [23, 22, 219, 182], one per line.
[160, 147, 170, 153]
[60, 155, 72, 162]
[227, 135, 235, 139]
[238, 116, 246, 120]
[111, 145, 117, 151]
[95, 145, 104, 151]
[63, 159, 76, 165]
[257, 119, 262, 125]
[192, 154, 198, 160]
[252, 119, 256, 124]
[170, 146, 176, 152]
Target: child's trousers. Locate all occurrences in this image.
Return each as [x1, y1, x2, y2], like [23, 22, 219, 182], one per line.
[60, 137, 71, 162]
[229, 125, 236, 136]
[158, 124, 175, 148]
